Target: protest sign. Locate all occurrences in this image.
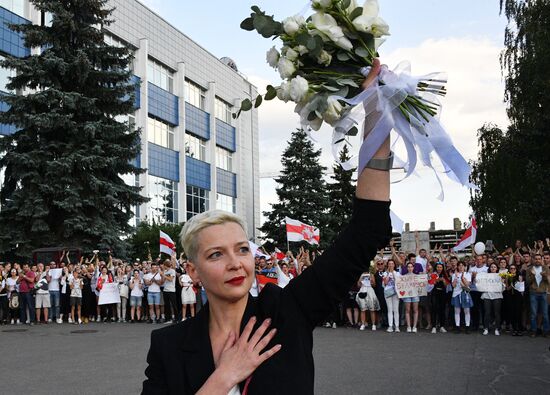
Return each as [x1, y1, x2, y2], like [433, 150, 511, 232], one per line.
[475, 273, 503, 293]
[49, 268, 62, 279]
[395, 274, 427, 298]
[98, 282, 120, 305]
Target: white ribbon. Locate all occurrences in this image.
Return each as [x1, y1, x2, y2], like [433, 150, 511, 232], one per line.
[330, 61, 476, 200]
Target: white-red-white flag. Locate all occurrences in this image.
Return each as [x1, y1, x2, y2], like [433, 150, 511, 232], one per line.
[452, 216, 477, 252]
[160, 230, 176, 255]
[274, 247, 286, 260]
[285, 217, 320, 245]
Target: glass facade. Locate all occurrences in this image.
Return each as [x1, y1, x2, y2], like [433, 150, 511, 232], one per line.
[186, 185, 209, 220]
[0, 0, 25, 17]
[147, 175, 178, 223]
[121, 173, 140, 227]
[185, 133, 206, 161]
[148, 117, 174, 149]
[216, 193, 236, 214]
[185, 79, 205, 110]
[216, 146, 233, 172]
[148, 58, 173, 92]
[215, 97, 232, 124]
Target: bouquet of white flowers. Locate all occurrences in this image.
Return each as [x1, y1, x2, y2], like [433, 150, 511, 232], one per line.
[237, 0, 475, 198]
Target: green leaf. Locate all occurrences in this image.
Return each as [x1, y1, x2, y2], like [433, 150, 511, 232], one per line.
[240, 17, 255, 31]
[307, 111, 317, 121]
[253, 15, 270, 33]
[346, 126, 359, 136]
[295, 32, 311, 47]
[341, 0, 351, 10]
[323, 85, 340, 92]
[349, 7, 363, 21]
[265, 85, 277, 100]
[250, 5, 262, 14]
[240, 99, 252, 112]
[336, 79, 359, 88]
[309, 35, 324, 57]
[337, 52, 350, 61]
[354, 47, 369, 57]
[358, 32, 375, 53]
[254, 95, 263, 108]
[306, 36, 318, 50]
[334, 138, 346, 144]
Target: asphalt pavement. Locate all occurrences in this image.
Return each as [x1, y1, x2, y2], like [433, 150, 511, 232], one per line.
[3, 322, 548, 394]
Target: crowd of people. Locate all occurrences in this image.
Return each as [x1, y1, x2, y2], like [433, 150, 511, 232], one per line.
[0, 237, 548, 338]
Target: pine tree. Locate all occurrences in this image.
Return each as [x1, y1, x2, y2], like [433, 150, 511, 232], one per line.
[0, 0, 147, 257]
[324, 145, 356, 245]
[259, 128, 330, 250]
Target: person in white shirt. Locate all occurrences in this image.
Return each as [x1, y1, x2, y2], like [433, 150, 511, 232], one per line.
[179, 269, 196, 321]
[452, 261, 474, 333]
[115, 267, 129, 323]
[143, 263, 164, 324]
[382, 259, 400, 333]
[6, 269, 19, 324]
[129, 270, 144, 322]
[69, 270, 83, 324]
[481, 262, 504, 336]
[34, 263, 51, 323]
[47, 261, 63, 324]
[162, 259, 178, 323]
[469, 255, 488, 331]
[275, 261, 293, 289]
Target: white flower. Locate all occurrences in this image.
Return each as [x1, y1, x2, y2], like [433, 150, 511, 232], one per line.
[295, 45, 309, 55]
[284, 47, 299, 62]
[289, 76, 309, 102]
[278, 57, 296, 79]
[266, 46, 280, 68]
[277, 81, 292, 102]
[311, 12, 353, 51]
[323, 96, 344, 125]
[282, 15, 305, 35]
[352, 0, 390, 38]
[317, 50, 332, 66]
[345, 0, 359, 13]
[312, 0, 333, 10]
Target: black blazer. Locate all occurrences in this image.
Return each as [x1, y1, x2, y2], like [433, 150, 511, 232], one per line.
[142, 198, 391, 394]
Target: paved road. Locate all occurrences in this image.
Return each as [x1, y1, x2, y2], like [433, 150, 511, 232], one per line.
[3, 323, 548, 394]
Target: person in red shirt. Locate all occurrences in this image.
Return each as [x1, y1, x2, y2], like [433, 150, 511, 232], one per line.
[17, 263, 36, 325]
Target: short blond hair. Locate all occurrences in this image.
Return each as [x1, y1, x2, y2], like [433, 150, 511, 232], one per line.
[180, 210, 248, 262]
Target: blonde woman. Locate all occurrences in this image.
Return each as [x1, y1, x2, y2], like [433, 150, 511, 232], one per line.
[142, 61, 392, 394]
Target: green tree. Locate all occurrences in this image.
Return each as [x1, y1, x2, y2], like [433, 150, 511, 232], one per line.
[470, 124, 521, 245]
[259, 128, 330, 250]
[0, 0, 147, 257]
[470, 1, 550, 244]
[127, 222, 184, 261]
[324, 145, 355, 245]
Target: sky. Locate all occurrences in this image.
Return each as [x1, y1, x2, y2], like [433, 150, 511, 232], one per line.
[139, 0, 510, 231]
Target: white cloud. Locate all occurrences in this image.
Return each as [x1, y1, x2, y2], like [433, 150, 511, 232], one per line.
[255, 36, 508, 230]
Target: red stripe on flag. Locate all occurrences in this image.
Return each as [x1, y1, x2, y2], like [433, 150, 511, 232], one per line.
[160, 238, 175, 249]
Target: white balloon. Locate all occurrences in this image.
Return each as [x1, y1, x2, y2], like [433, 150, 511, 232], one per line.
[474, 242, 485, 255]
